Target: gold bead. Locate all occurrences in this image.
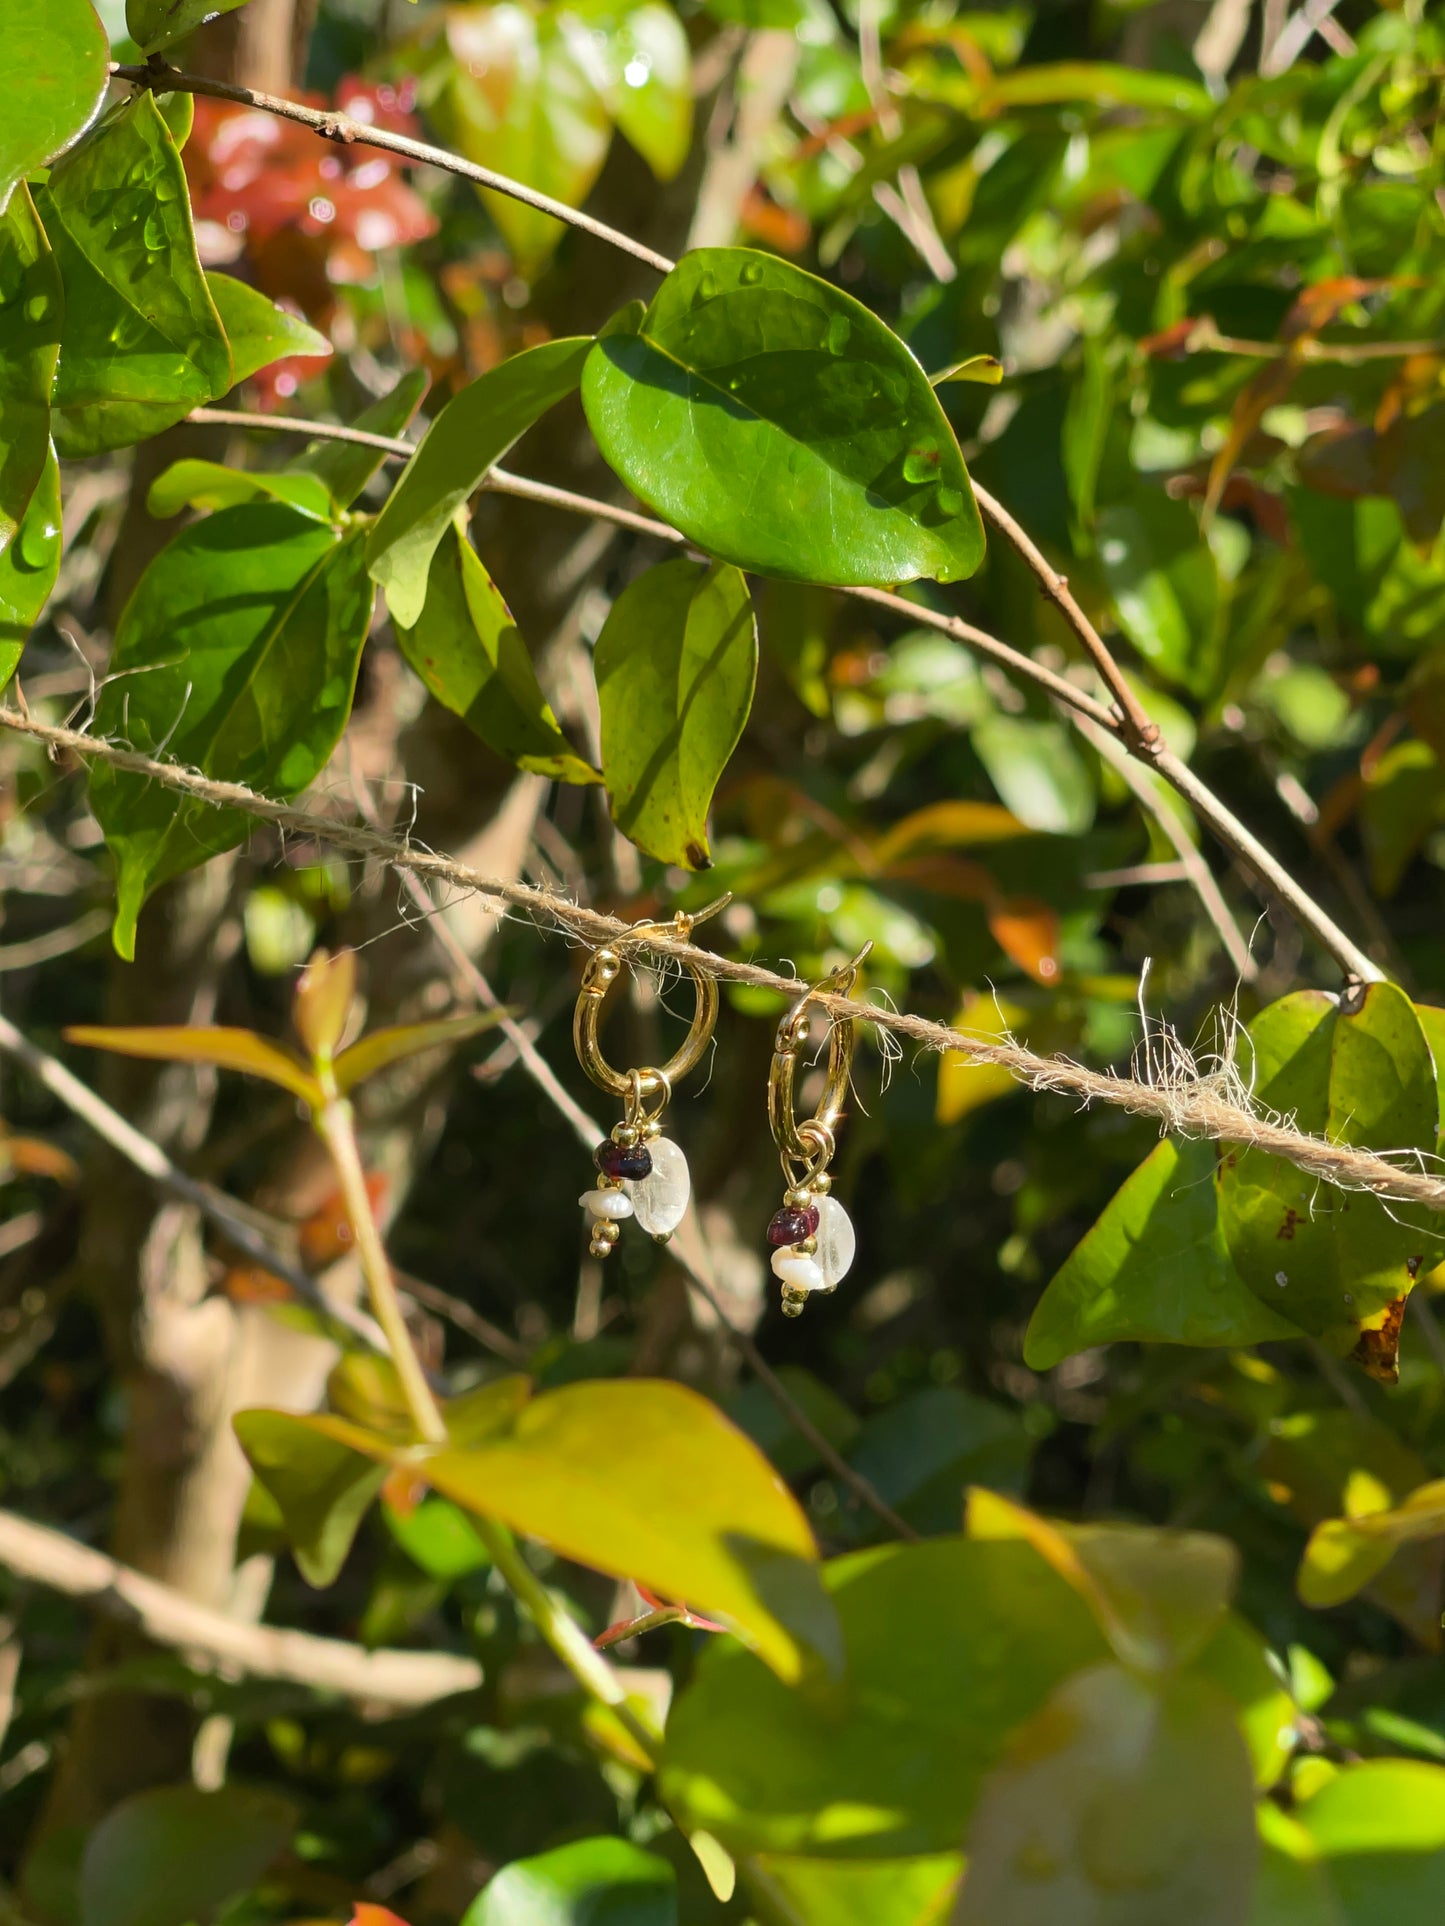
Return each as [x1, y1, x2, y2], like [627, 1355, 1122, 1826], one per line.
[785, 1186, 811, 1209]
[614, 1124, 641, 1148]
[589, 1238, 611, 1259]
[798, 1235, 818, 1256]
[780, 1287, 807, 1318]
[642, 1119, 662, 1140]
[594, 1220, 620, 1246]
[597, 1173, 624, 1191]
[811, 1171, 833, 1196]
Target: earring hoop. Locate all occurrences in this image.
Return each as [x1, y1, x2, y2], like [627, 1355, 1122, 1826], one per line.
[766, 945, 870, 1316]
[573, 899, 727, 1256]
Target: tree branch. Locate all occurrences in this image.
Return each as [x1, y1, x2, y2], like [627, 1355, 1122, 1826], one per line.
[4, 706, 1435, 1216]
[0, 1507, 481, 1706]
[111, 62, 676, 276]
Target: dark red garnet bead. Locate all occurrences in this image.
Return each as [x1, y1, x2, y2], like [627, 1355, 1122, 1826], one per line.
[595, 1138, 653, 1181]
[767, 1203, 820, 1247]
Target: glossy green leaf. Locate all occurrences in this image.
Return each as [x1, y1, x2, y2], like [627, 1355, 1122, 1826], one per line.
[206, 272, 331, 386]
[432, 5, 613, 274]
[384, 1494, 491, 1581]
[1096, 487, 1220, 694]
[65, 1024, 321, 1107]
[233, 1411, 390, 1587]
[971, 716, 1094, 836]
[367, 336, 591, 627]
[461, 1837, 677, 1926]
[1300, 1476, 1445, 1609]
[418, 1379, 838, 1686]
[39, 95, 231, 457]
[1217, 986, 1441, 1379]
[1251, 1762, 1445, 1926]
[0, 442, 61, 678]
[582, 249, 986, 588]
[594, 558, 757, 867]
[89, 507, 373, 959]
[750, 1853, 962, 1926]
[661, 1538, 1110, 1858]
[292, 368, 428, 512]
[147, 459, 337, 523]
[0, 187, 61, 557]
[2, 0, 108, 218]
[127, 0, 255, 55]
[79, 1784, 296, 1926]
[953, 1665, 1257, 1925]
[332, 1007, 511, 1094]
[1025, 1138, 1297, 1369]
[395, 527, 601, 785]
[578, 1, 693, 181]
[931, 355, 1004, 387]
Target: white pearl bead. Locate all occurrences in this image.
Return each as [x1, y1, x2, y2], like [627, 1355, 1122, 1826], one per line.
[580, 1189, 633, 1220]
[771, 1249, 826, 1293]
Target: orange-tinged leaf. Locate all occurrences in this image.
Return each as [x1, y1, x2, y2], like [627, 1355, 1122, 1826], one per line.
[332, 1009, 510, 1094]
[986, 898, 1060, 983]
[65, 1024, 320, 1105]
[872, 800, 1031, 867]
[350, 1907, 413, 1926]
[293, 947, 357, 1061]
[296, 1174, 387, 1270]
[1, 1134, 80, 1185]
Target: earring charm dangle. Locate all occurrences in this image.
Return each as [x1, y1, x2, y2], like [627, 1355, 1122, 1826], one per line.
[767, 946, 871, 1317]
[574, 899, 728, 1258]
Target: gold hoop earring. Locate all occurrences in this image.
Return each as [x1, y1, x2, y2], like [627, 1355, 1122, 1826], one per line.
[766, 945, 870, 1317]
[574, 899, 727, 1257]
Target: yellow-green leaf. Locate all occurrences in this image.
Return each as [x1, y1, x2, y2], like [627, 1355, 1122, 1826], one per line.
[65, 1024, 321, 1106]
[332, 1009, 511, 1095]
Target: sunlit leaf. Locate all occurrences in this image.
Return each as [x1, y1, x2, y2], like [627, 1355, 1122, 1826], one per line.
[293, 948, 357, 1064]
[1096, 486, 1221, 695]
[206, 271, 331, 386]
[39, 95, 232, 456]
[461, 1837, 677, 1926]
[1300, 1476, 1445, 1609]
[65, 1023, 321, 1106]
[1025, 1139, 1296, 1368]
[749, 1853, 962, 1926]
[332, 1008, 511, 1094]
[395, 527, 600, 785]
[147, 459, 337, 524]
[971, 716, 1093, 835]
[583, 249, 986, 588]
[79, 1784, 296, 1926]
[89, 508, 373, 959]
[1251, 1761, 1445, 1926]
[367, 336, 591, 628]
[1217, 986, 1442, 1379]
[937, 994, 1029, 1125]
[0, 442, 61, 680]
[953, 1665, 1256, 1925]
[594, 558, 757, 867]
[575, 1, 693, 182]
[234, 1410, 392, 1587]
[930, 355, 1004, 387]
[2, 0, 108, 218]
[291, 369, 428, 513]
[981, 63, 1212, 115]
[0, 187, 61, 559]
[127, 0, 256, 56]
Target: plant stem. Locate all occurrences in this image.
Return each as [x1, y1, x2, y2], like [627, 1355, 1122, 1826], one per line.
[314, 1095, 447, 1445]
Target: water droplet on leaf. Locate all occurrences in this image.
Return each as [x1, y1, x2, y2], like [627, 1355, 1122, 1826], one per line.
[825, 313, 851, 355]
[739, 259, 765, 285]
[697, 271, 719, 301]
[937, 485, 964, 515]
[903, 440, 941, 484]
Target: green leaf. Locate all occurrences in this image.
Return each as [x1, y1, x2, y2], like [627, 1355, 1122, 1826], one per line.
[1252, 1761, 1445, 1926]
[367, 337, 591, 627]
[233, 1411, 389, 1587]
[1217, 985, 1442, 1379]
[727, 1365, 860, 1481]
[981, 62, 1212, 115]
[2, 0, 108, 218]
[127, 0, 255, 55]
[461, 1837, 677, 1926]
[576, 1, 693, 181]
[0, 442, 61, 679]
[292, 368, 428, 512]
[89, 507, 373, 959]
[1096, 487, 1220, 694]
[395, 527, 601, 785]
[1025, 1138, 1297, 1369]
[843, 1387, 1031, 1538]
[384, 1494, 492, 1581]
[582, 248, 986, 588]
[65, 1025, 321, 1107]
[206, 272, 331, 386]
[147, 459, 337, 523]
[953, 1665, 1257, 1926]
[417, 1379, 839, 1687]
[748, 1853, 962, 1926]
[1300, 1476, 1445, 1609]
[332, 1008, 511, 1094]
[79, 1784, 296, 1926]
[431, 6, 613, 273]
[660, 1537, 1109, 1858]
[930, 354, 1004, 387]
[0, 187, 62, 557]
[594, 558, 757, 867]
[972, 715, 1094, 835]
[1359, 741, 1444, 898]
[39, 95, 232, 456]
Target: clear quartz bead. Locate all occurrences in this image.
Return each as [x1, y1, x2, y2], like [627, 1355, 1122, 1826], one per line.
[627, 1136, 690, 1239]
[814, 1194, 856, 1290]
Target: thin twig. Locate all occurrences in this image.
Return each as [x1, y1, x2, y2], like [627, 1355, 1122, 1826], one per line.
[5, 708, 1435, 1215]
[0, 1011, 388, 1354]
[0, 1507, 481, 1705]
[177, 406, 1377, 976]
[111, 63, 676, 277]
